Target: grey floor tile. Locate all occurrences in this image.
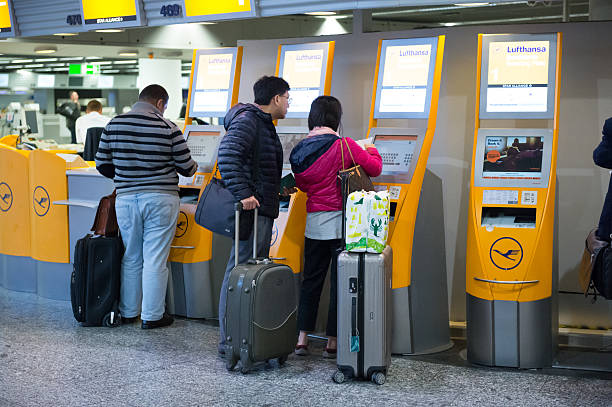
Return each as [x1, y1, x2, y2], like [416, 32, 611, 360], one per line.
[2, 286, 611, 407]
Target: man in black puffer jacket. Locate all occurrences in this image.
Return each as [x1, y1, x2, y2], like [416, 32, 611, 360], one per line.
[217, 76, 290, 355]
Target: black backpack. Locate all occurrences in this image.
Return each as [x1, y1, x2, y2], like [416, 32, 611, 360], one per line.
[592, 243, 612, 299]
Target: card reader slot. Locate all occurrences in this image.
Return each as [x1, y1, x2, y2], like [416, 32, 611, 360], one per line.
[481, 207, 536, 229]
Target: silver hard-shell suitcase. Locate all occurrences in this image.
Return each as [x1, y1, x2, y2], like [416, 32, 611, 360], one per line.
[333, 246, 392, 385]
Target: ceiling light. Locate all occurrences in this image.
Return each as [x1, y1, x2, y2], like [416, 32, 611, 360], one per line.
[95, 61, 113, 65]
[113, 60, 137, 64]
[35, 46, 58, 54]
[35, 58, 58, 62]
[53, 33, 78, 36]
[24, 64, 44, 68]
[95, 29, 124, 33]
[11, 59, 33, 63]
[59, 57, 83, 61]
[86, 56, 103, 60]
[443, 22, 459, 26]
[52, 67, 69, 71]
[118, 51, 138, 57]
[304, 11, 337, 16]
[5, 65, 23, 69]
[199, 22, 216, 25]
[454, 2, 489, 6]
[101, 69, 120, 73]
[47, 63, 66, 67]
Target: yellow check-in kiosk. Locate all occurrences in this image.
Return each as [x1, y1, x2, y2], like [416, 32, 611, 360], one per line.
[270, 41, 334, 277]
[166, 47, 242, 319]
[0, 146, 34, 292]
[367, 36, 451, 355]
[466, 33, 562, 368]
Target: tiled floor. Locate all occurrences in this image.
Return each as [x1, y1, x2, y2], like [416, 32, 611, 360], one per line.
[1, 286, 611, 407]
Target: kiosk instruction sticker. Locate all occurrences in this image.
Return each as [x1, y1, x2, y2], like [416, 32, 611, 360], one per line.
[486, 40, 550, 113]
[482, 190, 519, 205]
[521, 191, 537, 205]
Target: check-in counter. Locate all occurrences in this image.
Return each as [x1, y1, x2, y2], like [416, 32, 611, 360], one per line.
[28, 150, 88, 300]
[54, 167, 114, 263]
[0, 146, 34, 292]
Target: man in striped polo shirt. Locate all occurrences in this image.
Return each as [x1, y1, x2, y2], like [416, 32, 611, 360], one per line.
[96, 84, 197, 329]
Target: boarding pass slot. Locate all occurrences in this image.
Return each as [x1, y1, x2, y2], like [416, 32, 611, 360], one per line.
[481, 207, 536, 229]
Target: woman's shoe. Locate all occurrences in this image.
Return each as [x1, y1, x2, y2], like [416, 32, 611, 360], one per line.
[295, 344, 309, 356]
[322, 347, 337, 359]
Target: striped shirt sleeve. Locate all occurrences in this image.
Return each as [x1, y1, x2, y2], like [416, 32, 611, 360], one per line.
[169, 125, 197, 177]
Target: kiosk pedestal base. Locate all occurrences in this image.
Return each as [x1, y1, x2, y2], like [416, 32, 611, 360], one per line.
[36, 261, 71, 300]
[391, 170, 452, 355]
[467, 294, 556, 368]
[167, 261, 222, 319]
[1, 255, 36, 293]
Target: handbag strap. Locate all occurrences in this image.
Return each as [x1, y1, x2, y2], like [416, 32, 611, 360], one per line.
[340, 137, 357, 170]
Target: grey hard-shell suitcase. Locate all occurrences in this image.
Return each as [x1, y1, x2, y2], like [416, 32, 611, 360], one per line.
[224, 204, 298, 373]
[333, 246, 392, 385]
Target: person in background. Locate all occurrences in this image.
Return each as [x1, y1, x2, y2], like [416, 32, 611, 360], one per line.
[594, 117, 612, 241]
[95, 84, 197, 329]
[75, 100, 111, 144]
[289, 96, 382, 358]
[216, 76, 289, 356]
[58, 91, 81, 144]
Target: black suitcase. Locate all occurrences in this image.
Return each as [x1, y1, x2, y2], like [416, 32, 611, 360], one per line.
[71, 234, 124, 327]
[224, 204, 297, 373]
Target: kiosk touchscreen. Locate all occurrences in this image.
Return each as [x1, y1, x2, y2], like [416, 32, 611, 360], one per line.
[188, 47, 242, 119]
[367, 35, 450, 355]
[277, 42, 334, 118]
[466, 33, 561, 368]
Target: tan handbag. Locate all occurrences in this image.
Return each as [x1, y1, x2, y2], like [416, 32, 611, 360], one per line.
[337, 137, 374, 195]
[91, 190, 119, 237]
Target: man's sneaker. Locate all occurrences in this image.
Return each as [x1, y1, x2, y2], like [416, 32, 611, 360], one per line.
[295, 344, 309, 356]
[141, 313, 174, 330]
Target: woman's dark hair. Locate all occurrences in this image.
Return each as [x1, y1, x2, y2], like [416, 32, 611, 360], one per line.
[308, 96, 342, 131]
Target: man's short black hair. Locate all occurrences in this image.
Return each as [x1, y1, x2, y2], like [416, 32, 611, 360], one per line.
[139, 84, 169, 104]
[308, 96, 342, 131]
[253, 76, 290, 105]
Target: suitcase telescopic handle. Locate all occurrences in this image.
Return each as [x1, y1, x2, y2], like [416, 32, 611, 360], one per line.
[234, 202, 259, 268]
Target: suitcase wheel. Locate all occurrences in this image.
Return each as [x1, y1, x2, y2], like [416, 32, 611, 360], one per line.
[278, 355, 288, 366]
[240, 366, 250, 374]
[102, 312, 121, 328]
[371, 372, 386, 386]
[332, 370, 345, 384]
[225, 358, 237, 371]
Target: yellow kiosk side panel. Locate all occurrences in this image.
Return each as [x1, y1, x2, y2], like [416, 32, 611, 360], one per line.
[323, 41, 335, 96]
[29, 150, 69, 263]
[383, 36, 446, 290]
[232, 47, 243, 106]
[0, 147, 31, 258]
[269, 190, 307, 274]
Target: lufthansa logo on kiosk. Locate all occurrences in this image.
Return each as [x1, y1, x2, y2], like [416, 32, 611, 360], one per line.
[489, 237, 523, 270]
[0, 182, 13, 212]
[33, 186, 50, 217]
[175, 211, 188, 238]
[270, 224, 279, 247]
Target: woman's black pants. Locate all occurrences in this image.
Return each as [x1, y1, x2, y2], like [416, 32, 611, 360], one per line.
[297, 237, 343, 337]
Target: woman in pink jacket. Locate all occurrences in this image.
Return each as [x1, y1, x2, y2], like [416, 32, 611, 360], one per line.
[289, 96, 382, 357]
